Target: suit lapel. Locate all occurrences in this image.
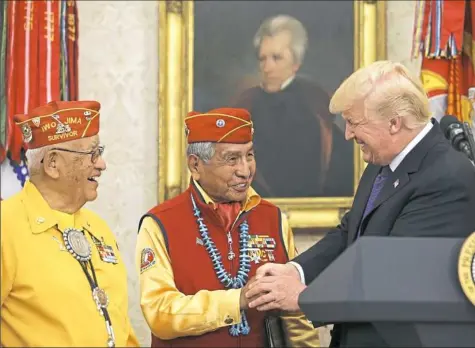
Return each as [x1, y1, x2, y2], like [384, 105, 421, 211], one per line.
[369, 170, 410, 215]
[356, 119, 443, 236]
[370, 121, 442, 213]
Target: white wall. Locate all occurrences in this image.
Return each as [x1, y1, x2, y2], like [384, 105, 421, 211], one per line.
[77, 1, 159, 344]
[386, 0, 421, 74]
[77, 1, 417, 346]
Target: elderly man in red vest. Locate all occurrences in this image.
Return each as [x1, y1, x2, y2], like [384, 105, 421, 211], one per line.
[136, 108, 320, 347]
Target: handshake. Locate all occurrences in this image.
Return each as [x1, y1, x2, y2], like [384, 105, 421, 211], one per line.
[239, 262, 307, 313]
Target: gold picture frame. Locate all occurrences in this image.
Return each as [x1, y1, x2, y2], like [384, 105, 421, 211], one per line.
[158, 0, 387, 228]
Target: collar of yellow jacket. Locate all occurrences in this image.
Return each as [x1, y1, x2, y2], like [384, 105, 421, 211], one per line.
[192, 179, 261, 212]
[21, 180, 98, 237]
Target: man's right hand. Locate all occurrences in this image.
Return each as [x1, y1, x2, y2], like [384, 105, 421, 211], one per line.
[254, 262, 300, 281]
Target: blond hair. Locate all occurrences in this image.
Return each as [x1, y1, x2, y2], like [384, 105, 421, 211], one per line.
[329, 60, 431, 129]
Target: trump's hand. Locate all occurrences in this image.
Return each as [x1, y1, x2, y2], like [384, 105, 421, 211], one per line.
[246, 275, 306, 312]
[254, 262, 301, 280]
[245, 263, 306, 312]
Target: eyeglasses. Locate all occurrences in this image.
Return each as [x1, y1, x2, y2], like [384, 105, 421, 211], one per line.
[41, 145, 105, 164]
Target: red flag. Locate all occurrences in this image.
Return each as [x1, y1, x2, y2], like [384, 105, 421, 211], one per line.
[414, 0, 474, 125]
[2, 0, 79, 165]
[67, 0, 79, 100]
[5, 1, 26, 162]
[38, 0, 61, 106]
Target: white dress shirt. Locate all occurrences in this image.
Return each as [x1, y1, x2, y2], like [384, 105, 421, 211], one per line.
[261, 75, 295, 91]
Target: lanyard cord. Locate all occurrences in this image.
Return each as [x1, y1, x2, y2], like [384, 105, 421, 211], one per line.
[56, 226, 116, 347]
[81, 260, 98, 286]
[79, 260, 113, 324]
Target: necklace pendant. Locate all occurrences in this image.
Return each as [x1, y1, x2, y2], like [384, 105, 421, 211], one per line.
[63, 228, 92, 262]
[92, 287, 109, 311]
[228, 250, 236, 260]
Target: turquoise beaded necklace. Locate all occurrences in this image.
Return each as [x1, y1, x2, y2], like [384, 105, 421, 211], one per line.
[190, 193, 252, 336]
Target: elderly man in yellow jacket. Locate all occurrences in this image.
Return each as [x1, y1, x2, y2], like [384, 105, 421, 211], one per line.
[1, 100, 138, 347]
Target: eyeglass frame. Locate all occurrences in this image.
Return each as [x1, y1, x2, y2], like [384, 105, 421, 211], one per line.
[40, 145, 105, 164]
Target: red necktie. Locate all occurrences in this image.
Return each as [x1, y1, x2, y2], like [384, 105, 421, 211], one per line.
[215, 202, 241, 232]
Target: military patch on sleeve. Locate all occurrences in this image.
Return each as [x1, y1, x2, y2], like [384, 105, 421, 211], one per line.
[140, 247, 157, 273]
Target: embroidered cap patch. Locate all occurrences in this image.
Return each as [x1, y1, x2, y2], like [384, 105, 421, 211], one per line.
[140, 247, 156, 273]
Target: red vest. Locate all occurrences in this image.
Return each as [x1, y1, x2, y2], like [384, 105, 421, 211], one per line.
[141, 183, 289, 347]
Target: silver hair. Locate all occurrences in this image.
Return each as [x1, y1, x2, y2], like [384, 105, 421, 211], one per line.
[186, 142, 216, 163]
[25, 145, 53, 176]
[253, 15, 308, 64]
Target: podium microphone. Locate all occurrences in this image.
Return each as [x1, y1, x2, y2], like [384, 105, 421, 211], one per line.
[440, 115, 475, 166]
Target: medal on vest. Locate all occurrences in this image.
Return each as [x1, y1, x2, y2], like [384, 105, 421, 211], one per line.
[248, 235, 277, 263]
[63, 228, 92, 262]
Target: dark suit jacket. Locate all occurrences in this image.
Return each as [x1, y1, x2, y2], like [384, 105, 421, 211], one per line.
[293, 119, 475, 347]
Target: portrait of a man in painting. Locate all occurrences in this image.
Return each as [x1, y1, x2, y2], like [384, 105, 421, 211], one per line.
[159, 0, 385, 227]
[232, 15, 353, 198]
[193, 1, 354, 200]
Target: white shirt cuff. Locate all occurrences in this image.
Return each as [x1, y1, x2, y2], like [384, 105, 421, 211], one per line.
[288, 261, 305, 285]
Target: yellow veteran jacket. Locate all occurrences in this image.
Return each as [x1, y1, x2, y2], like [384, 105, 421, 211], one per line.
[1, 180, 138, 347]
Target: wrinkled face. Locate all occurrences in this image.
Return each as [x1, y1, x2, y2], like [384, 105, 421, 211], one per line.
[47, 135, 106, 205]
[190, 142, 256, 203]
[258, 31, 300, 93]
[343, 107, 396, 166]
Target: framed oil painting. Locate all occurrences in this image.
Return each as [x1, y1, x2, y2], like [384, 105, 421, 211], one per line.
[158, 0, 386, 228]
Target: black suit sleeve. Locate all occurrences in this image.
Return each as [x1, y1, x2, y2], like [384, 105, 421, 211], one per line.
[292, 212, 349, 285]
[391, 166, 475, 238]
